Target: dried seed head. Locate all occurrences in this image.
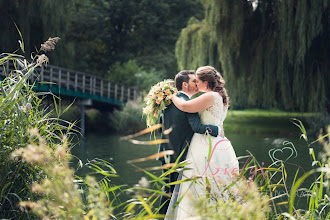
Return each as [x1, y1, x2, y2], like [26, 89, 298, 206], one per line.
[138, 177, 150, 188]
[36, 54, 49, 67]
[40, 37, 60, 52]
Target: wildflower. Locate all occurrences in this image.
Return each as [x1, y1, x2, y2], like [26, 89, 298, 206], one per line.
[40, 37, 60, 52]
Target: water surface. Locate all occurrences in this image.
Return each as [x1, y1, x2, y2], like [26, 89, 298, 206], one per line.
[72, 132, 316, 189]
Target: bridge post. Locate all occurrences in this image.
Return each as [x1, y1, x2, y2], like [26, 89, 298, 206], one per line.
[89, 76, 93, 94]
[115, 84, 118, 99]
[66, 71, 70, 90]
[121, 85, 124, 101]
[101, 80, 104, 96]
[107, 82, 111, 98]
[82, 75, 86, 93]
[78, 98, 92, 137]
[50, 67, 53, 82]
[58, 69, 62, 88]
[74, 73, 78, 91]
[41, 65, 44, 81]
[81, 104, 85, 137]
[93, 77, 96, 95]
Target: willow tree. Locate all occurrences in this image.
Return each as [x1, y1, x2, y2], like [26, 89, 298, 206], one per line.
[0, 0, 76, 67]
[176, 0, 329, 112]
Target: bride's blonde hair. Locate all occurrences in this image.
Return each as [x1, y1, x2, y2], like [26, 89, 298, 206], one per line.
[196, 66, 230, 106]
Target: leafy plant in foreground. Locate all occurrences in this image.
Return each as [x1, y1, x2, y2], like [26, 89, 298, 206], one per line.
[0, 36, 76, 219]
[12, 129, 113, 219]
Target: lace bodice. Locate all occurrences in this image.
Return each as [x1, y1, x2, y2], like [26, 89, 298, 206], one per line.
[199, 92, 228, 126]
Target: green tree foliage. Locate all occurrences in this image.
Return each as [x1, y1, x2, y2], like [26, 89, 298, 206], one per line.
[69, 0, 204, 78]
[0, 0, 75, 67]
[108, 60, 164, 90]
[176, 0, 329, 112]
[1, 0, 204, 81]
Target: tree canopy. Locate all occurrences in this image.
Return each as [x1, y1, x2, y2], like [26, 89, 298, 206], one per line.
[1, 0, 328, 111]
[0, 0, 203, 81]
[176, 0, 329, 112]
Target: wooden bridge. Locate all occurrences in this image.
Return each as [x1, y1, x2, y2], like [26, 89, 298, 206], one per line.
[0, 61, 142, 136]
[0, 61, 142, 106]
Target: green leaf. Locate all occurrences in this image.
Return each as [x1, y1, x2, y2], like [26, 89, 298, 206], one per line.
[14, 22, 24, 53]
[207, 132, 212, 161]
[0, 182, 11, 200]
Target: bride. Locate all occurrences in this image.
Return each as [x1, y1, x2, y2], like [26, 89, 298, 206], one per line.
[165, 66, 239, 219]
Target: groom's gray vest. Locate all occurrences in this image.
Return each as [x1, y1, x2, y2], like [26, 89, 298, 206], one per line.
[158, 92, 218, 163]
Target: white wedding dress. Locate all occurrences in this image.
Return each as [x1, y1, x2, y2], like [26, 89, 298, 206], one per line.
[165, 92, 239, 220]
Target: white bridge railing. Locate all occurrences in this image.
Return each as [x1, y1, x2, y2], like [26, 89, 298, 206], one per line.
[0, 61, 142, 103]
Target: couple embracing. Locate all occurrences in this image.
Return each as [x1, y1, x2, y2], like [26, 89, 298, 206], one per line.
[157, 66, 239, 219]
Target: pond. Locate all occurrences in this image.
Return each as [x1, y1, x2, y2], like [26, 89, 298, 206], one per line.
[71, 131, 319, 201]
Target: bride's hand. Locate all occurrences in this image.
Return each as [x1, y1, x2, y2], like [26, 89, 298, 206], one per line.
[169, 92, 177, 100]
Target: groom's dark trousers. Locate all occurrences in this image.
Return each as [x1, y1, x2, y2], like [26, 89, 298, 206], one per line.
[158, 92, 218, 215]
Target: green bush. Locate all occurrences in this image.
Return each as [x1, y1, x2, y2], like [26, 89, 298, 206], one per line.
[108, 59, 164, 91]
[110, 99, 147, 134]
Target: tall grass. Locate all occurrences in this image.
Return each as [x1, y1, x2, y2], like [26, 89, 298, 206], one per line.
[0, 38, 76, 219]
[12, 130, 114, 219]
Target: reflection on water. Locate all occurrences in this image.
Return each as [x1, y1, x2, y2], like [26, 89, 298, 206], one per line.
[71, 134, 162, 188]
[71, 132, 314, 190]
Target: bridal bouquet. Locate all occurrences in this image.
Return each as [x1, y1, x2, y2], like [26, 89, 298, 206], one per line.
[143, 79, 177, 127]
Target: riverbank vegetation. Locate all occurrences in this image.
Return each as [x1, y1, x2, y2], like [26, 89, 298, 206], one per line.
[0, 39, 76, 219]
[225, 109, 316, 135]
[109, 100, 318, 136]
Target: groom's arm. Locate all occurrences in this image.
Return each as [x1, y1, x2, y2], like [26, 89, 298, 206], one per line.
[186, 113, 218, 137]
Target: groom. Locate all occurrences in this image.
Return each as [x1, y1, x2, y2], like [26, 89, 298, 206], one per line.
[158, 70, 219, 215]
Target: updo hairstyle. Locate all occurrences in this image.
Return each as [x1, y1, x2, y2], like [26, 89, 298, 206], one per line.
[196, 66, 230, 106]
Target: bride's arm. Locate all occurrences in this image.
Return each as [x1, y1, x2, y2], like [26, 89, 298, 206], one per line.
[172, 92, 214, 113]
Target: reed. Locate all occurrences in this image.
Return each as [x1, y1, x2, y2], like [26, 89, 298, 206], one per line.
[0, 36, 76, 219]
